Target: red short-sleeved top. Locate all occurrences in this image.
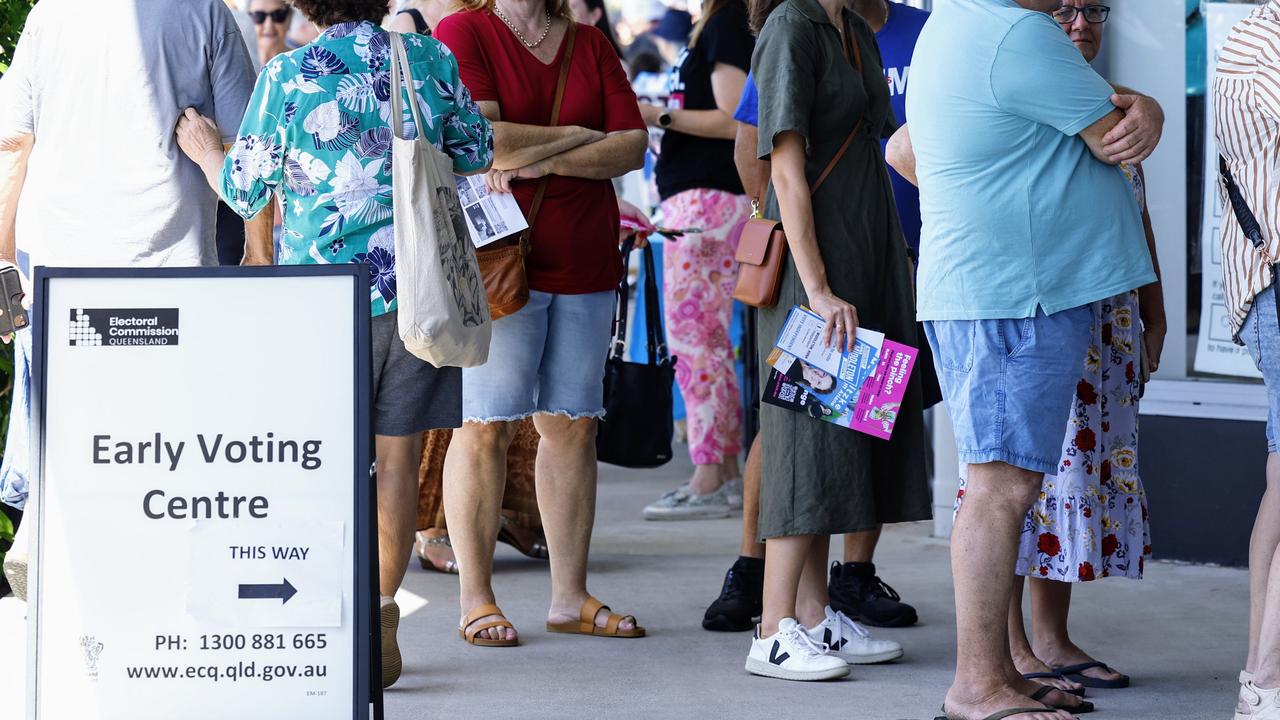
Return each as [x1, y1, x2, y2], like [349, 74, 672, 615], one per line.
[436, 12, 645, 295]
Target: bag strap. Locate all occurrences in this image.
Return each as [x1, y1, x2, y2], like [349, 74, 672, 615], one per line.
[640, 242, 667, 364]
[609, 238, 668, 366]
[1220, 155, 1266, 252]
[388, 33, 429, 143]
[523, 22, 578, 241]
[611, 237, 635, 359]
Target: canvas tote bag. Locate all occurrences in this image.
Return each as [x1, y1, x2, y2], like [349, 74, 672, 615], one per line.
[388, 32, 491, 368]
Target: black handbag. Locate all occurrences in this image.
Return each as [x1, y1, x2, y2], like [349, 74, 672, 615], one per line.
[596, 238, 678, 468]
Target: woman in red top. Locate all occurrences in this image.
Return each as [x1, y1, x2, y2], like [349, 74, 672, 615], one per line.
[435, 0, 648, 646]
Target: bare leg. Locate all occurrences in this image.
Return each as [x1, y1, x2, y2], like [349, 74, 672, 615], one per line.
[536, 414, 638, 631]
[444, 421, 518, 642]
[721, 454, 741, 483]
[739, 436, 765, 559]
[376, 432, 424, 598]
[1249, 454, 1280, 675]
[944, 461, 1074, 720]
[795, 534, 832, 628]
[1010, 578, 1083, 693]
[761, 534, 814, 637]
[1032, 578, 1124, 683]
[842, 526, 882, 563]
[1249, 455, 1280, 688]
[688, 463, 724, 495]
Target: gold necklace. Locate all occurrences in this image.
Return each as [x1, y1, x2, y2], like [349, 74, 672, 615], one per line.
[494, 4, 552, 49]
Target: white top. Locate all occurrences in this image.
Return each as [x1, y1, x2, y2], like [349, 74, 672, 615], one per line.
[0, 0, 257, 270]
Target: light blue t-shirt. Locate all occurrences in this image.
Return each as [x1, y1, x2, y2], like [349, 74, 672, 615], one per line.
[907, 0, 1155, 321]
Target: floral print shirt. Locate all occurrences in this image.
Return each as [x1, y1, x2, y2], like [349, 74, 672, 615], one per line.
[221, 21, 493, 316]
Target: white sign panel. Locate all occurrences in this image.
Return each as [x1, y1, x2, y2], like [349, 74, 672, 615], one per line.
[1195, 2, 1264, 379]
[28, 268, 372, 720]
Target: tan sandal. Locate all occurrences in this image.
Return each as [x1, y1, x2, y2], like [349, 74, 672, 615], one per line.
[545, 596, 646, 638]
[458, 604, 519, 647]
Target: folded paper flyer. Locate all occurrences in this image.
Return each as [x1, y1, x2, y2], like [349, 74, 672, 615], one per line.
[764, 305, 918, 440]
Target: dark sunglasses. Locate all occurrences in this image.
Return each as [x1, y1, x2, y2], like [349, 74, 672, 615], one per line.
[251, 8, 291, 24]
[1052, 4, 1111, 24]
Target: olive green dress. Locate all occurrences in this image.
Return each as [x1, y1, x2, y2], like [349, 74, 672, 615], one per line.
[753, 0, 930, 539]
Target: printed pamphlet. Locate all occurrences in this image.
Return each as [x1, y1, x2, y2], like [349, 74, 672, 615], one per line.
[454, 175, 529, 248]
[765, 306, 918, 440]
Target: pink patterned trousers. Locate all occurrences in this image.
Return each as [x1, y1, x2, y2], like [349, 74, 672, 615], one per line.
[659, 188, 751, 466]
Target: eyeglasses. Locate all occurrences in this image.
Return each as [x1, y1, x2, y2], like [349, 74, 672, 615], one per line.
[1052, 4, 1111, 24]
[250, 8, 291, 24]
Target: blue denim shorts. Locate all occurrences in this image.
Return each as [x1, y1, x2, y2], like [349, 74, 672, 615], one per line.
[462, 290, 614, 423]
[924, 305, 1092, 475]
[1242, 287, 1280, 453]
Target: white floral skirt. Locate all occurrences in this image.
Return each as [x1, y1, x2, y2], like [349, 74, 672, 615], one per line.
[956, 292, 1151, 582]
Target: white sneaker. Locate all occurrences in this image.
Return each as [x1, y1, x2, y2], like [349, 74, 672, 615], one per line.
[642, 484, 731, 521]
[1240, 680, 1280, 720]
[1238, 671, 1256, 720]
[723, 477, 744, 510]
[808, 606, 904, 665]
[745, 618, 850, 681]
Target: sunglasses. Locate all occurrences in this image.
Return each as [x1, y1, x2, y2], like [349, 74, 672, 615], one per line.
[1052, 4, 1111, 24]
[250, 8, 291, 24]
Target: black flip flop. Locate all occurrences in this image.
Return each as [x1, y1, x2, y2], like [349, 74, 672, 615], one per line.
[1055, 661, 1131, 689]
[1031, 685, 1094, 714]
[934, 708, 1064, 720]
[1023, 671, 1087, 697]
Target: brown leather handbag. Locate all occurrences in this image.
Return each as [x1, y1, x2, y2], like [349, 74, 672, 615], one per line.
[476, 22, 577, 320]
[732, 20, 864, 308]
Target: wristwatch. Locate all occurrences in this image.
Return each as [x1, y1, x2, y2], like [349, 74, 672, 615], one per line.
[657, 112, 673, 129]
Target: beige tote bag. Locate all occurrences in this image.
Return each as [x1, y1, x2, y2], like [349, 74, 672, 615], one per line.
[388, 32, 491, 368]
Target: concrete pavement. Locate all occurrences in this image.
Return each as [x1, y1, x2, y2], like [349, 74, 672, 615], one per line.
[0, 454, 1252, 719]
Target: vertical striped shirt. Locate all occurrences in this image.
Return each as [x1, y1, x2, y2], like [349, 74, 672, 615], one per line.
[1214, 0, 1280, 340]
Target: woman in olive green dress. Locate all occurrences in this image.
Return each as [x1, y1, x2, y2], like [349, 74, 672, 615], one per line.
[743, 0, 930, 681]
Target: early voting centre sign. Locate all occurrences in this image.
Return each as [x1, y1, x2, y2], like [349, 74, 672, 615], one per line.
[26, 267, 378, 719]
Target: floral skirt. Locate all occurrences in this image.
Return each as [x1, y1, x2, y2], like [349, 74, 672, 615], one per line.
[957, 292, 1152, 582]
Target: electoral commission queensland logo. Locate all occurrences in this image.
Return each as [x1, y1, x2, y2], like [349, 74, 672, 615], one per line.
[69, 308, 179, 347]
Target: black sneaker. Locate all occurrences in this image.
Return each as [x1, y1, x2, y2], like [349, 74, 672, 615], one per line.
[827, 561, 918, 628]
[702, 556, 764, 632]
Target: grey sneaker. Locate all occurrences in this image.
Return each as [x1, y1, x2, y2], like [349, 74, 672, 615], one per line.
[723, 477, 744, 510]
[643, 484, 732, 521]
[3, 550, 27, 602]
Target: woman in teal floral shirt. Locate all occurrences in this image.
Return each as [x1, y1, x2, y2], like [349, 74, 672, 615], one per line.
[176, 0, 493, 691]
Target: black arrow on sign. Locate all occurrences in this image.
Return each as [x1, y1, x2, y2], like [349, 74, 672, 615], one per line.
[238, 578, 297, 604]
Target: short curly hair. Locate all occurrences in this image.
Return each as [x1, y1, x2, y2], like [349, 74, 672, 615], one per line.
[289, 0, 389, 27]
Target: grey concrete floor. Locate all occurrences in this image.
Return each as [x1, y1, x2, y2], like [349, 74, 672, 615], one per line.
[387, 455, 1250, 720]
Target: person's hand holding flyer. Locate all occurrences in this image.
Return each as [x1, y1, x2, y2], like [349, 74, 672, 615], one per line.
[764, 306, 918, 440]
[454, 175, 529, 248]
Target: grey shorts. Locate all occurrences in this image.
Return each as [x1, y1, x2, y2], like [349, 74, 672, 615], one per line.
[372, 310, 461, 436]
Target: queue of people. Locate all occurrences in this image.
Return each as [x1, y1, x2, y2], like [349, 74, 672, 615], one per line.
[1, 0, 1278, 719]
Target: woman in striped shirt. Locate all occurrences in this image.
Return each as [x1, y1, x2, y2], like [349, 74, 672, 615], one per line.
[1216, 3, 1280, 719]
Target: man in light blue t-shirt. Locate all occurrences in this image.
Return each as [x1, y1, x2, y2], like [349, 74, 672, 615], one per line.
[888, 0, 1161, 717]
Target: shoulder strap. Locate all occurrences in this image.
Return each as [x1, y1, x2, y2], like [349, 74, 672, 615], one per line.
[1220, 154, 1266, 251]
[524, 22, 578, 236]
[811, 12, 866, 195]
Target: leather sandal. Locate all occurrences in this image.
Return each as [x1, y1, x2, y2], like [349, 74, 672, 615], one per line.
[497, 516, 549, 560]
[545, 596, 645, 638]
[459, 603, 518, 647]
[415, 530, 458, 574]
